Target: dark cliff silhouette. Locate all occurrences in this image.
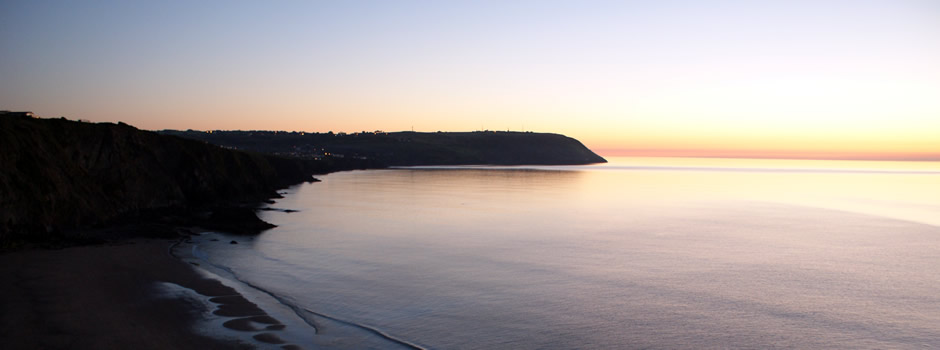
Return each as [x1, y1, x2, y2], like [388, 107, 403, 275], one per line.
[0, 114, 373, 245]
[160, 130, 608, 166]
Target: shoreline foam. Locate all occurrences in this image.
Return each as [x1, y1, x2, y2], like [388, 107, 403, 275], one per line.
[179, 231, 425, 350]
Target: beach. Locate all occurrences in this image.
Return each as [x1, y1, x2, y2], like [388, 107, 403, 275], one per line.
[0, 238, 303, 349]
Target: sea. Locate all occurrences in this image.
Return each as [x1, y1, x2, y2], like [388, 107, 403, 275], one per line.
[181, 157, 940, 349]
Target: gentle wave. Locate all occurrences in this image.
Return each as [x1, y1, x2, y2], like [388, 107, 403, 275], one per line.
[191, 243, 425, 349]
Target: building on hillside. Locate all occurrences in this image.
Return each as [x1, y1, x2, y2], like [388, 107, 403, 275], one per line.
[0, 111, 35, 118]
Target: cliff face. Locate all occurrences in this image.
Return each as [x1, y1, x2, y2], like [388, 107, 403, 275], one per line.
[0, 115, 324, 241]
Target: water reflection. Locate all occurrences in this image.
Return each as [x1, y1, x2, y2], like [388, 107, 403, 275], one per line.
[229, 157, 940, 349]
[588, 157, 940, 226]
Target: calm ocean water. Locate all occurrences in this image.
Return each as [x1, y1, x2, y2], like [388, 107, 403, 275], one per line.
[189, 157, 940, 349]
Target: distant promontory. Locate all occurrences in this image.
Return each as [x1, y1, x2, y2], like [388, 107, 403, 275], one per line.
[160, 129, 607, 166]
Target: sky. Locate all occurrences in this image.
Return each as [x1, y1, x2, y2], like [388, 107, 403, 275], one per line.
[2, 0, 938, 159]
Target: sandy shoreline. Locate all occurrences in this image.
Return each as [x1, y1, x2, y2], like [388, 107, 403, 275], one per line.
[0, 238, 303, 349]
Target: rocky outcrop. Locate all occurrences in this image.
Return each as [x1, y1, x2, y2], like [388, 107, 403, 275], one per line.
[0, 115, 327, 243]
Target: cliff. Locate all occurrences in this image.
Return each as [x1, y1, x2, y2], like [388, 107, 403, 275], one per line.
[161, 130, 608, 166]
[0, 114, 345, 244]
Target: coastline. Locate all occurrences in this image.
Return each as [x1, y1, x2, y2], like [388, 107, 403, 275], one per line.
[0, 236, 304, 349]
[177, 229, 428, 350]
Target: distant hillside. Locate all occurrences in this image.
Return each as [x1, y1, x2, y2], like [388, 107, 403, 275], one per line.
[0, 114, 368, 243]
[160, 130, 607, 166]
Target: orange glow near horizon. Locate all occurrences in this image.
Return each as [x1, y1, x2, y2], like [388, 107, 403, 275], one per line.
[584, 124, 940, 161]
[30, 103, 937, 162]
[595, 149, 940, 162]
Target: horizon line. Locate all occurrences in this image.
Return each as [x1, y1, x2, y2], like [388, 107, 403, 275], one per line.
[596, 149, 940, 162]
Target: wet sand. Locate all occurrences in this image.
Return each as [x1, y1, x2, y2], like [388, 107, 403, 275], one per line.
[0, 239, 299, 349]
